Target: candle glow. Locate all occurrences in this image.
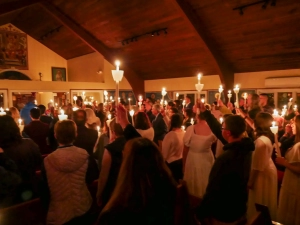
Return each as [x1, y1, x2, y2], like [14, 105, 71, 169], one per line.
[18, 118, 22, 125]
[115, 60, 120, 71]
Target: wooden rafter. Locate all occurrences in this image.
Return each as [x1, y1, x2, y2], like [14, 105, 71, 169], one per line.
[0, 0, 42, 16]
[38, 1, 145, 97]
[173, 0, 234, 92]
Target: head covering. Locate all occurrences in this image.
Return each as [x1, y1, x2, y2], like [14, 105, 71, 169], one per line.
[84, 108, 98, 125]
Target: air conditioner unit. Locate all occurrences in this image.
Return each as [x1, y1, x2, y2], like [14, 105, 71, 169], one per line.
[265, 77, 300, 88]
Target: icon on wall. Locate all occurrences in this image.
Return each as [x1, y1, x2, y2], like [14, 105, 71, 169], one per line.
[51, 67, 66, 81]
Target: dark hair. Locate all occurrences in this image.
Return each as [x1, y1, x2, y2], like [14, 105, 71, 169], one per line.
[168, 101, 175, 107]
[109, 118, 124, 137]
[101, 138, 176, 214]
[54, 120, 77, 144]
[224, 115, 246, 138]
[85, 105, 93, 109]
[0, 115, 22, 148]
[259, 93, 269, 98]
[254, 112, 274, 141]
[250, 94, 260, 110]
[197, 111, 206, 120]
[184, 108, 193, 118]
[170, 107, 179, 114]
[185, 96, 191, 101]
[174, 100, 180, 107]
[38, 105, 46, 114]
[73, 109, 86, 126]
[135, 112, 151, 130]
[30, 107, 41, 119]
[169, 114, 183, 131]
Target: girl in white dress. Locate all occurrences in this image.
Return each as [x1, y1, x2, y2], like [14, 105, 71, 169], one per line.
[183, 112, 217, 198]
[276, 115, 300, 225]
[247, 112, 277, 220]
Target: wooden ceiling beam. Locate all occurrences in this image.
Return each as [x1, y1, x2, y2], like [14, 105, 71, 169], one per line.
[0, 0, 42, 16]
[38, 1, 144, 98]
[173, 0, 234, 93]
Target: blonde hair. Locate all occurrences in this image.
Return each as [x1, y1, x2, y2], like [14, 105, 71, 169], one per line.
[9, 107, 20, 123]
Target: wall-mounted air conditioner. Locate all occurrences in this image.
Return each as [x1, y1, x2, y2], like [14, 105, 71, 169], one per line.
[265, 77, 300, 88]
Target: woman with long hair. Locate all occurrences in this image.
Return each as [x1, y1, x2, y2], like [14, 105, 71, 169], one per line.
[0, 115, 42, 202]
[162, 113, 185, 182]
[9, 106, 21, 124]
[247, 112, 277, 220]
[97, 138, 177, 225]
[183, 112, 217, 198]
[276, 115, 300, 225]
[134, 112, 154, 141]
[183, 108, 194, 129]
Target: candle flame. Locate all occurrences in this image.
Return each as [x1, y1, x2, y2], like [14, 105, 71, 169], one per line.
[60, 110, 64, 115]
[272, 121, 275, 127]
[115, 60, 120, 67]
[197, 73, 201, 81]
[228, 90, 231, 94]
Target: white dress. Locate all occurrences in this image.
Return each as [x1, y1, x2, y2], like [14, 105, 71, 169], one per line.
[183, 125, 217, 198]
[277, 142, 300, 225]
[247, 136, 278, 220]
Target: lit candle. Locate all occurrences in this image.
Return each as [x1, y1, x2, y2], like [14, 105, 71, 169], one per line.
[164, 100, 167, 106]
[97, 126, 100, 135]
[108, 114, 111, 120]
[243, 93, 248, 100]
[73, 106, 79, 111]
[201, 98, 205, 103]
[197, 73, 202, 84]
[220, 117, 223, 124]
[115, 60, 120, 71]
[176, 93, 179, 100]
[5, 108, 9, 111]
[18, 118, 22, 125]
[129, 109, 135, 126]
[273, 109, 279, 117]
[58, 110, 68, 121]
[270, 121, 278, 134]
[55, 103, 58, 108]
[227, 90, 232, 104]
[233, 85, 240, 108]
[294, 105, 298, 112]
[218, 85, 224, 106]
[181, 125, 185, 131]
[34, 100, 37, 105]
[0, 107, 6, 116]
[190, 118, 194, 125]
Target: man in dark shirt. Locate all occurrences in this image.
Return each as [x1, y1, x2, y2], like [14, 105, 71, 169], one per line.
[73, 109, 98, 156]
[145, 101, 155, 122]
[24, 107, 51, 154]
[38, 104, 53, 125]
[95, 103, 106, 128]
[196, 115, 255, 224]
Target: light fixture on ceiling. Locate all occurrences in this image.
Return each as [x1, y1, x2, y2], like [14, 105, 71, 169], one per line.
[233, 0, 276, 15]
[120, 27, 168, 46]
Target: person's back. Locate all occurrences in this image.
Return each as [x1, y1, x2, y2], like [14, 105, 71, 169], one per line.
[97, 138, 177, 225]
[24, 107, 51, 154]
[73, 109, 98, 155]
[196, 115, 254, 224]
[20, 96, 37, 125]
[42, 120, 92, 225]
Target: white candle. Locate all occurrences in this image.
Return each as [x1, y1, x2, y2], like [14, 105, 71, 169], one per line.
[270, 121, 278, 134]
[176, 93, 179, 100]
[273, 109, 279, 117]
[18, 118, 22, 125]
[243, 93, 248, 100]
[220, 117, 223, 124]
[0, 107, 6, 116]
[201, 98, 205, 103]
[181, 125, 185, 131]
[115, 60, 120, 71]
[233, 85, 240, 108]
[58, 110, 68, 121]
[108, 114, 111, 120]
[197, 73, 202, 84]
[128, 98, 131, 109]
[129, 109, 135, 126]
[97, 126, 100, 133]
[191, 118, 194, 125]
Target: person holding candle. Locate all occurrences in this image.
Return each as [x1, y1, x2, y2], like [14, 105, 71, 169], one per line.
[184, 96, 193, 110]
[0, 115, 42, 202]
[247, 112, 277, 220]
[183, 108, 194, 129]
[276, 115, 300, 225]
[8, 106, 21, 124]
[85, 108, 101, 130]
[259, 93, 274, 114]
[183, 111, 217, 198]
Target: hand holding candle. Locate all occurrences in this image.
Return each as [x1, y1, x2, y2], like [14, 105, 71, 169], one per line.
[190, 118, 194, 125]
[129, 109, 135, 126]
[270, 121, 281, 157]
[227, 90, 232, 104]
[58, 110, 68, 121]
[233, 85, 240, 108]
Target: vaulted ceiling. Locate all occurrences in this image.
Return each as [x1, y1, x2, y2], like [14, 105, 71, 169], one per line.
[0, 0, 299, 92]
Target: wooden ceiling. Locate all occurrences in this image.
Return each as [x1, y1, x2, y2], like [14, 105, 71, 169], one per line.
[0, 0, 299, 83]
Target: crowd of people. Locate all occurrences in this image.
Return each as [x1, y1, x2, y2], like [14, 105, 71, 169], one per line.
[0, 92, 299, 225]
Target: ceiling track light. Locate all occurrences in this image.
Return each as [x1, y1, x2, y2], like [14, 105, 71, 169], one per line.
[120, 27, 168, 46]
[233, 0, 275, 15]
[40, 25, 63, 41]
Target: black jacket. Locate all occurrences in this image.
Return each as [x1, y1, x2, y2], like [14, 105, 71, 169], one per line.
[196, 138, 255, 223]
[74, 125, 98, 156]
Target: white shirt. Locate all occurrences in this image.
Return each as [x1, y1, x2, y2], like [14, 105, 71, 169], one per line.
[162, 130, 185, 163]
